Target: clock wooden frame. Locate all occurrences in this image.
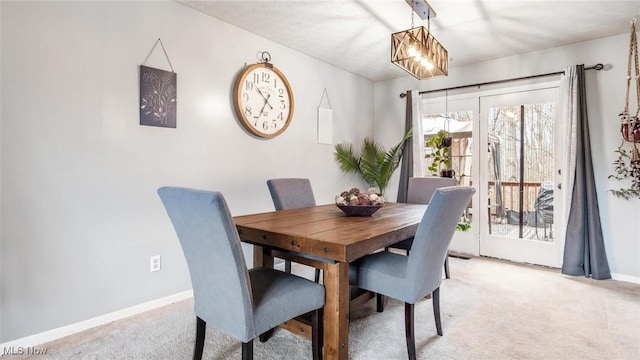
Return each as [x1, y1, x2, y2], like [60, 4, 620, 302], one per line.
[233, 63, 295, 138]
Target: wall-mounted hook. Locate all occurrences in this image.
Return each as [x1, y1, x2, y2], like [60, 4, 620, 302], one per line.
[260, 51, 271, 63]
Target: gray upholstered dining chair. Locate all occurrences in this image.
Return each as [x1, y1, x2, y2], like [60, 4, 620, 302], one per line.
[388, 176, 458, 279]
[157, 187, 325, 360]
[350, 186, 475, 360]
[267, 178, 321, 282]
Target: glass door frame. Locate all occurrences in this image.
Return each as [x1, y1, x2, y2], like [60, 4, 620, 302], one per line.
[420, 95, 480, 256]
[478, 85, 563, 268]
[420, 80, 565, 268]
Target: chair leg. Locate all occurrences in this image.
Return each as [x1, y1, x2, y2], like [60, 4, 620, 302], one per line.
[242, 340, 253, 360]
[314, 269, 321, 283]
[433, 287, 442, 336]
[194, 316, 206, 360]
[376, 293, 384, 312]
[312, 308, 324, 360]
[258, 328, 274, 342]
[444, 255, 450, 279]
[404, 303, 416, 360]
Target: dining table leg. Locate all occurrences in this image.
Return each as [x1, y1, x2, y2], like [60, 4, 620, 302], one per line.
[322, 261, 349, 360]
[252, 245, 273, 268]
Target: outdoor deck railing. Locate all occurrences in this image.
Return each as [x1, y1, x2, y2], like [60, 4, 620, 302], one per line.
[488, 181, 543, 217]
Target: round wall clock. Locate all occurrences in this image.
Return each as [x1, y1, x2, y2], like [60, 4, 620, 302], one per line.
[233, 62, 294, 138]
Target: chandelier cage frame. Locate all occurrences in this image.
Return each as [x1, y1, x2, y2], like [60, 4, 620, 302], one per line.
[391, 0, 448, 79]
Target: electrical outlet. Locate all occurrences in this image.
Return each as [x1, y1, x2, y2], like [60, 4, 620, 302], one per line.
[150, 255, 161, 272]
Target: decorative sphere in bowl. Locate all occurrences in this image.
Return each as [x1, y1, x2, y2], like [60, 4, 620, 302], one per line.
[335, 187, 384, 216]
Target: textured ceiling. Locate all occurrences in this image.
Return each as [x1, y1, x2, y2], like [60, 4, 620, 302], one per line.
[178, 0, 640, 82]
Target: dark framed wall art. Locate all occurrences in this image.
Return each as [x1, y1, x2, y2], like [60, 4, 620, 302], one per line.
[139, 65, 177, 128]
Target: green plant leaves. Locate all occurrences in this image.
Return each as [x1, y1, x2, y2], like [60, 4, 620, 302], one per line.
[456, 222, 472, 231]
[609, 143, 640, 200]
[427, 129, 451, 175]
[334, 129, 413, 195]
[334, 143, 360, 173]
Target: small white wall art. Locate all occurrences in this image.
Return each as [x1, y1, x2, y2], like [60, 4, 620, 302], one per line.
[317, 88, 333, 144]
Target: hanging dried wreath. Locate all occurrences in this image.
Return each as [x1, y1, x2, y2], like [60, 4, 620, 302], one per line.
[610, 20, 640, 200]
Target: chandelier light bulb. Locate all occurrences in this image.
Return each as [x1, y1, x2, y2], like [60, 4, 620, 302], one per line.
[425, 61, 434, 70]
[408, 45, 417, 57]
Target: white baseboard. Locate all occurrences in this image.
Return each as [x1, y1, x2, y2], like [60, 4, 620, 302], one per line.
[611, 272, 640, 284]
[0, 290, 194, 349]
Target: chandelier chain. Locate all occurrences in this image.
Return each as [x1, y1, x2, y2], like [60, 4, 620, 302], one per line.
[411, 1, 415, 28]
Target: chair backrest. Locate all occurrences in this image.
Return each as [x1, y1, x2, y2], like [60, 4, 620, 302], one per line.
[157, 187, 254, 341]
[406, 176, 457, 205]
[405, 186, 476, 302]
[267, 178, 316, 210]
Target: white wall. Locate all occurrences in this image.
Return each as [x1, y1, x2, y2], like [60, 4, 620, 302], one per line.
[0, 0, 3, 342]
[374, 33, 640, 281]
[0, 1, 372, 342]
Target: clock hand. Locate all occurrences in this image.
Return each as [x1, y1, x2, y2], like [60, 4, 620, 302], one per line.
[255, 87, 274, 109]
[264, 94, 273, 109]
[255, 98, 270, 119]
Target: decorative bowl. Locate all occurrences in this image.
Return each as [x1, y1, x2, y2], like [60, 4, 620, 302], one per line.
[336, 204, 383, 217]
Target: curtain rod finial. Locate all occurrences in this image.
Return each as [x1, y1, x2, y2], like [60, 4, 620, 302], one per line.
[400, 93, 407, 98]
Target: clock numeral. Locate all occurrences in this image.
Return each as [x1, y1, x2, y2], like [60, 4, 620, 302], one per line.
[253, 72, 271, 84]
[274, 79, 278, 88]
[278, 88, 285, 97]
[253, 113, 268, 126]
[242, 92, 249, 103]
[280, 101, 286, 110]
[253, 119, 279, 131]
[244, 80, 254, 92]
[244, 106, 252, 117]
[277, 112, 284, 121]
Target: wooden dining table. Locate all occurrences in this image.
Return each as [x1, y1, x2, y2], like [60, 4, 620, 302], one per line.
[233, 202, 428, 360]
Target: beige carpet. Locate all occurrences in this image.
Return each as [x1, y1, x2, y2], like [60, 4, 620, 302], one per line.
[8, 257, 640, 360]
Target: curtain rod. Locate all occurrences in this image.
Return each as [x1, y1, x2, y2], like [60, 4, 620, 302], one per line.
[399, 63, 604, 98]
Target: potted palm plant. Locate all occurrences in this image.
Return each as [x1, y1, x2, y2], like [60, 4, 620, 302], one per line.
[334, 129, 412, 195]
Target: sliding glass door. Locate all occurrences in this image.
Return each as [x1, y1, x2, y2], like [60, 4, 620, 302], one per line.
[478, 87, 563, 267]
[420, 83, 564, 267]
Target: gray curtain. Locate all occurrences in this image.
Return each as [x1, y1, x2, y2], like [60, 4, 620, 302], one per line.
[397, 90, 414, 203]
[562, 65, 611, 280]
